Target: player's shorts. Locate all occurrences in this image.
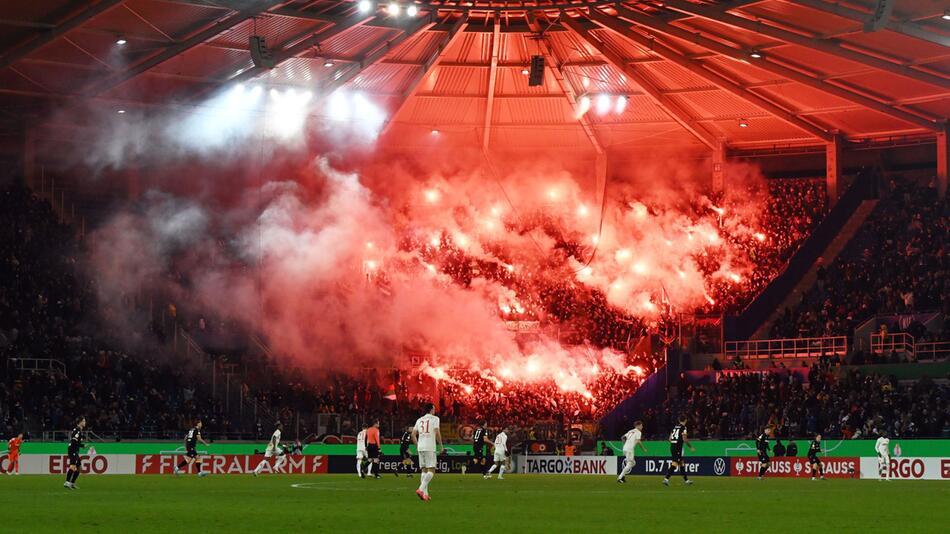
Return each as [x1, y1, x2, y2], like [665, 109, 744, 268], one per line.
[623, 450, 636, 464]
[264, 448, 277, 458]
[473, 445, 484, 459]
[400, 448, 411, 460]
[493, 450, 507, 463]
[758, 453, 770, 463]
[670, 444, 683, 463]
[67, 452, 81, 467]
[185, 447, 198, 459]
[878, 455, 889, 467]
[418, 451, 437, 469]
[808, 454, 820, 465]
[356, 449, 368, 460]
[367, 444, 380, 459]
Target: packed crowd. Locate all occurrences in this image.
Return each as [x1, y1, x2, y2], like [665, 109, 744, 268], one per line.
[661, 368, 947, 440]
[771, 176, 949, 338]
[0, 185, 219, 439]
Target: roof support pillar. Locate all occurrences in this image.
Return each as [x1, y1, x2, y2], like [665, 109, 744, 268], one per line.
[23, 127, 36, 190]
[938, 125, 949, 200]
[482, 16, 500, 150]
[826, 134, 844, 205]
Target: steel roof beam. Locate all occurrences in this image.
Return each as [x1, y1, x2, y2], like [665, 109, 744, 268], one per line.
[612, 5, 942, 132]
[779, 0, 950, 48]
[482, 15, 501, 150]
[662, 0, 950, 90]
[383, 14, 470, 135]
[585, 8, 833, 142]
[87, 1, 291, 95]
[0, 0, 126, 72]
[561, 15, 719, 150]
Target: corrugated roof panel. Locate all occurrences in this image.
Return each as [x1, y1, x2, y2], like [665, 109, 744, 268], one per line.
[702, 56, 789, 85]
[405, 96, 484, 124]
[101, 73, 195, 102]
[709, 116, 812, 144]
[639, 61, 716, 91]
[910, 98, 950, 119]
[496, 66, 558, 96]
[742, 2, 854, 36]
[671, 90, 765, 119]
[671, 17, 784, 51]
[9, 61, 102, 93]
[593, 122, 707, 149]
[546, 30, 600, 64]
[125, 0, 227, 39]
[498, 33, 531, 65]
[149, 45, 246, 78]
[565, 64, 637, 94]
[428, 66, 487, 96]
[838, 29, 950, 64]
[810, 108, 923, 137]
[442, 31, 489, 64]
[764, 44, 866, 77]
[23, 37, 106, 68]
[320, 26, 397, 58]
[589, 28, 652, 62]
[490, 126, 594, 149]
[491, 97, 575, 125]
[82, 4, 175, 41]
[836, 70, 945, 101]
[752, 83, 859, 113]
[349, 62, 419, 94]
[587, 94, 672, 124]
[388, 30, 446, 63]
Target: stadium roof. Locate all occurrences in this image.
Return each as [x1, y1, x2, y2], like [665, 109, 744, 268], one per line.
[1, 0, 948, 154]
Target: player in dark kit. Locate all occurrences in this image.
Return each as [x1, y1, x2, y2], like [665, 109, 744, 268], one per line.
[808, 433, 826, 480]
[472, 421, 488, 475]
[396, 425, 414, 477]
[755, 426, 774, 480]
[663, 415, 696, 486]
[63, 417, 86, 489]
[175, 420, 210, 477]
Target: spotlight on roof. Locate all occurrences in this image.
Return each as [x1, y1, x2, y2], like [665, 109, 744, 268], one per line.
[943, 9, 950, 20]
[358, 0, 372, 13]
[521, 67, 529, 75]
[615, 95, 627, 114]
[595, 94, 611, 115]
[115, 37, 127, 45]
[749, 50, 762, 59]
[431, 129, 439, 135]
[388, 2, 399, 16]
[407, 4, 418, 16]
[117, 109, 126, 114]
[738, 118, 749, 128]
[324, 59, 334, 68]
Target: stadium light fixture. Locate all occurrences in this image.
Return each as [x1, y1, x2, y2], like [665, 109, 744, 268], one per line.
[749, 50, 762, 59]
[324, 59, 334, 68]
[738, 118, 749, 128]
[521, 67, 529, 75]
[359, 0, 373, 13]
[407, 4, 418, 16]
[115, 37, 127, 45]
[388, 2, 399, 16]
[431, 129, 439, 135]
[943, 9, 950, 20]
[117, 109, 126, 114]
[595, 94, 611, 115]
[615, 95, 627, 114]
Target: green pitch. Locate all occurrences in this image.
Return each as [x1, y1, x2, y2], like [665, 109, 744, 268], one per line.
[1, 474, 946, 533]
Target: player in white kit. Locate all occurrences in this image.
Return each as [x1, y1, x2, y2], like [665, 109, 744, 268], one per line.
[484, 427, 508, 479]
[412, 403, 443, 501]
[356, 423, 369, 478]
[875, 433, 890, 481]
[617, 420, 648, 484]
[253, 423, 282, 476]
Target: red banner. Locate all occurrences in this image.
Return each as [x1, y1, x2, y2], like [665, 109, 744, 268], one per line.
[135, 454, 327, 475]
[731, 456, 858, 478]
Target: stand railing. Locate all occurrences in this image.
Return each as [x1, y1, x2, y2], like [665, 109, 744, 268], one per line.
[724, 336, 848, 362]
[8, 357, 67, 376]
[870, 332, 915, 358]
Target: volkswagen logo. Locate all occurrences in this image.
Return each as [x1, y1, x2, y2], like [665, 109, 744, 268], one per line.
[714, 457, 727, 476]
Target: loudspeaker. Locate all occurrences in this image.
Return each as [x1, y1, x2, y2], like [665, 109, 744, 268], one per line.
[528, 55, 544, 87]
[249, 35, 275, 69]
[863, 0, 893, 32]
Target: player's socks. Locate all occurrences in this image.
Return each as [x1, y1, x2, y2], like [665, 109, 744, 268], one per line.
[72, 471, 80, 485]
[498, 465, 506, 478]
[419, 471, 432, 494]
[619, 461, 633, 479]
[758, 465, 767, 478]
[682, 473, 689, 482]
[253, 460, 266, 475]
[665, 463, 675, 479]
[357, 460, 363, 477]
[487, 464, 497, 475]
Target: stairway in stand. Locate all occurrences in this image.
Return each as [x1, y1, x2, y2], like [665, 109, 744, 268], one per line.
[752, 199, 878, 340]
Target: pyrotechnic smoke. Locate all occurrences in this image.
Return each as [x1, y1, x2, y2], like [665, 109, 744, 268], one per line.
[74, 83, 780, 403]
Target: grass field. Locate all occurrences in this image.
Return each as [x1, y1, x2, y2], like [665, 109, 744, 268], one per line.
[1, 474, 947, 533]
